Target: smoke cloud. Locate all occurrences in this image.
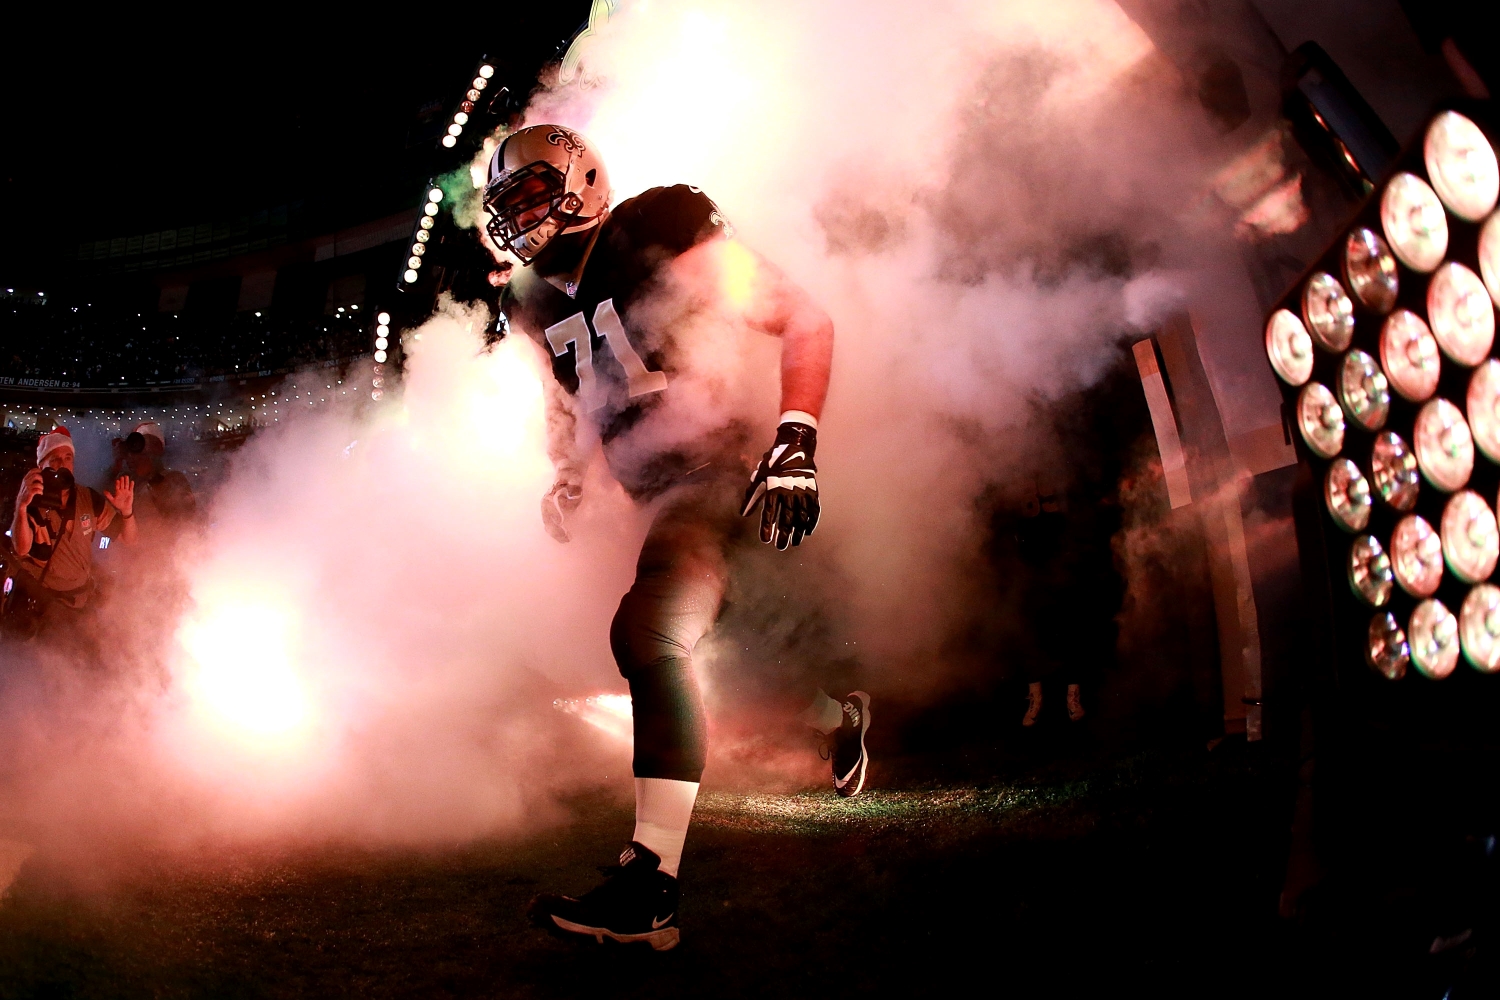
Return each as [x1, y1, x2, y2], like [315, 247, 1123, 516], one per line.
[527, 0, 1232, 695]
[1, 0, 1249, 863]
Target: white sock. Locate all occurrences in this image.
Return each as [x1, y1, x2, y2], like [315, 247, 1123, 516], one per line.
[632, 777, 699, 878]
[800, 688, 844, 735]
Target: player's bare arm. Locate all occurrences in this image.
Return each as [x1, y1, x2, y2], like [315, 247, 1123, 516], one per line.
[670, 238, 833, 549]
[670, 238, 834, 419]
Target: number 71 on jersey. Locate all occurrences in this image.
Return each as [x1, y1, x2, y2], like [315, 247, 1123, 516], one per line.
[545, 299, 668, 413]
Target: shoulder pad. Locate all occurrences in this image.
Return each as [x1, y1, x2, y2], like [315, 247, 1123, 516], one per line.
[612, 184, 730, 255]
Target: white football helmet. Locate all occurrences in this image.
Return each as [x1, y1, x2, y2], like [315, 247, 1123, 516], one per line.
[482, 124, 610, 263]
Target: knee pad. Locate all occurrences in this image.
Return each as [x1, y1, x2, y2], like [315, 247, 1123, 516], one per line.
[626, 659, 708, 782]
[609, 587, 711, 781]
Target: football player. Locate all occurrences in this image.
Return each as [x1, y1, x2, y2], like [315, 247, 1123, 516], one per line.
[483, 125, 871, 951]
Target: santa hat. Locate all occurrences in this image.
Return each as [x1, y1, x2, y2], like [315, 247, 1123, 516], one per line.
[37, 426, 74, 464]
[132, 421, 165, 446]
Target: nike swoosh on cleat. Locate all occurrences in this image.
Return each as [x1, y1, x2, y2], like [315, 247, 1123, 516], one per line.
[653, 913, 675, 929]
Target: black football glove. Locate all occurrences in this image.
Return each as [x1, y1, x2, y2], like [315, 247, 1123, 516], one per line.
[741, 422, 819, 549]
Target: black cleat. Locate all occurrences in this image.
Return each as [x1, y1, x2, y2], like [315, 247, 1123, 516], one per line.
[832, 691, 872, 797]
[528, 842, 681, 951]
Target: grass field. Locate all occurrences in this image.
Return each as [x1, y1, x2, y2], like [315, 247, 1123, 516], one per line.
[0, 729, 1490, 998]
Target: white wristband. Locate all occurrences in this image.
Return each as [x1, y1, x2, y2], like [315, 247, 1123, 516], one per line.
[779, 410, 818, 429]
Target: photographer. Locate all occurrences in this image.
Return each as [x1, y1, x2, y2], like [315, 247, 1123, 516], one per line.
[108, 421, 196, 534]
[4, 427, 134, 637]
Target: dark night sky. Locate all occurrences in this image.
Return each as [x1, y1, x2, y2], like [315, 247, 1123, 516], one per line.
[0, 10, 591, 286]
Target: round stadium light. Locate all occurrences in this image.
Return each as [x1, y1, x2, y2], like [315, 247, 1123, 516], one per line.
[1414, 397, 1473, 492]
[1297, 381, 1344, 458]
[467, 88, 481, 102]
[404, 268, 419, 283]
[408, 256, 422, 269]
[1440, 489, 1498, 583]
[376, 337, 388, 351]
[1460, 583, 1500, 672]
[1266, 309, 1313, 386]
[416, 230, 431, 244]
[420, 216, 435, 230]
[375, 349, 388, 363]
[1367, 611, 1410, 681]
[1480, 212, 1500, 308]
[1339, 349, 1390, 431]
[442, 135, 457, 148]
[448, 124, 464, 137]
[454, 112, 469, 126]
[1428, 262, 1495, 365]
[1371, 430, 1421, 511]
[1344, 228, 1399, 313]
[1379, 310, 1440, 402]
[429, 188, 444, 203]
[1348, 534, 1394, 606]
[1381, 172, 1448, 273]
[473, 77, 488, 90]
[377, 312, 391, 326]
[376, 323, 390, 337]
[424, 202, 440, 217]
[1324, 458, 1372, 531]
[372, 389, 384, 401]
[1424, 111, 1499, 222]
[1410, 599, 1461, 679]
[1392, 513, 1444, 598]
[479, 64, 494, 79]
[1468, 361, 1500, 463]
[1302, 272, 1355, 352]
[412, 243, 426, 256]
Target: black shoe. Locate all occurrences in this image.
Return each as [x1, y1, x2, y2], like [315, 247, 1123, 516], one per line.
[528, 842, 681, 951]
[832, 691, 872, 797]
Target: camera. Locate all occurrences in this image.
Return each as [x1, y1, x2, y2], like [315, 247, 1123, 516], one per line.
[32, 467, 73, 512]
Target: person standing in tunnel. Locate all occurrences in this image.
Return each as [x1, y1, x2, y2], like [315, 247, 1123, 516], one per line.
[106, 421, 197, 544]
[1015, 479, 1089, 727]
[483, 124, 866, 951]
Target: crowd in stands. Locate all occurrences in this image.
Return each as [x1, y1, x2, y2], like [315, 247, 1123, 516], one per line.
[1, 297, 371, 386]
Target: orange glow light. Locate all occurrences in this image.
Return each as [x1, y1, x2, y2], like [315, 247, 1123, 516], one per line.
[178, 595, 311, 744]
[555, 693, 633, 742]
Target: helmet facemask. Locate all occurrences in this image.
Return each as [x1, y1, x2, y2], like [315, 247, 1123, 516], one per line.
[484, 161, 588, 264]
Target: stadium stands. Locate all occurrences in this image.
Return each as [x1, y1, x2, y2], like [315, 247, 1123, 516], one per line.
[2, 294, 372, 388]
